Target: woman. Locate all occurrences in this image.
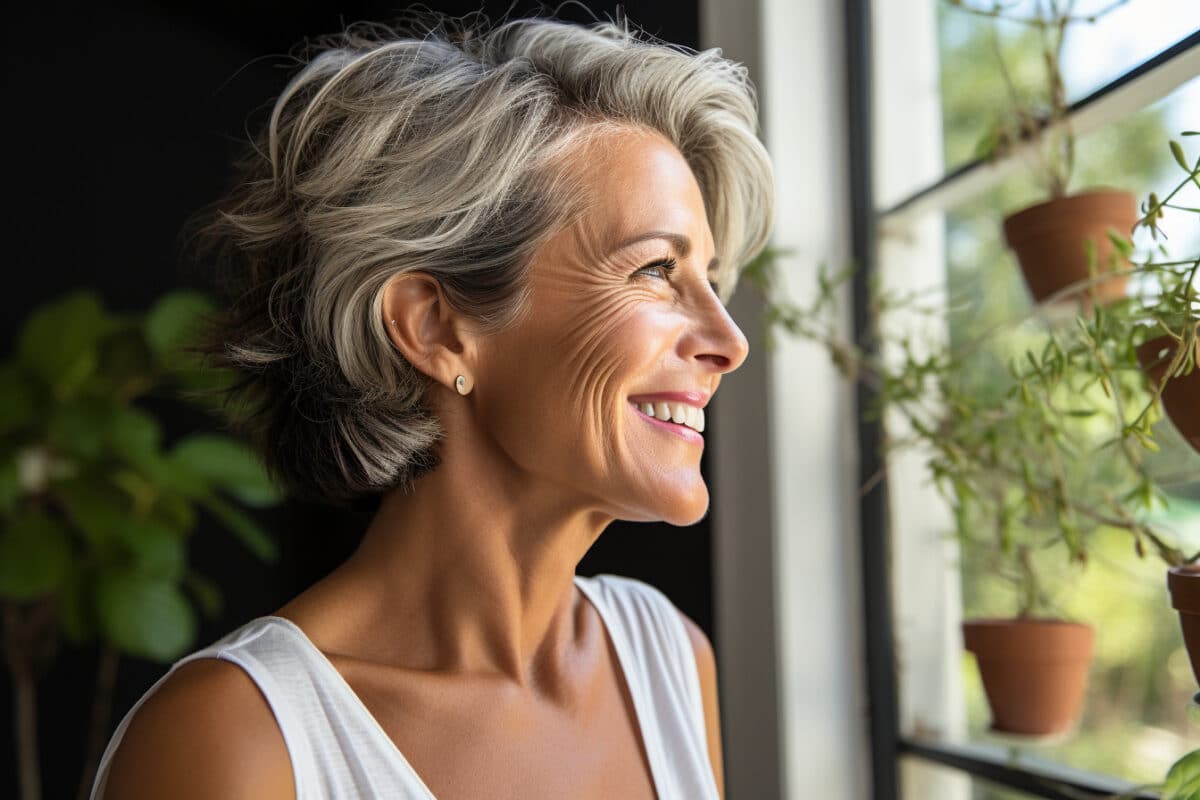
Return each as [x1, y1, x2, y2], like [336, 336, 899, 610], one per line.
[91, 11, 772, 799]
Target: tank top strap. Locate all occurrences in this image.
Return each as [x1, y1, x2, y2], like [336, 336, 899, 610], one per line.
[575, 573, 719, 799]
[90, 618, 431, 800]
[93, 578, 717, 800]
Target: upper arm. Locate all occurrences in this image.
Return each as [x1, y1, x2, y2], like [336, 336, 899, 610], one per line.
[101, 658, 295, 800]
[677, 609, 725, 799]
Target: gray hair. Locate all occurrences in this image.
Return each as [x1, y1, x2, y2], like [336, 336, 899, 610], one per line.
[191, 12, 774, 507]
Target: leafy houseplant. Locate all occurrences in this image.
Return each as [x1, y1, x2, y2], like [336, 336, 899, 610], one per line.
[1110, 747, 1200, 799]
[945, 0, 1138, 308]
[0, 290, 285, 800]
[1132, 135, 1200, 453]
[747, 251, 1110, 734]
[743, 137, 1199, 737]
[1134, 134, 1200, 694]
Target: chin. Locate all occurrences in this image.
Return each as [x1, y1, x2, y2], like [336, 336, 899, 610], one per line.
[659, 489, 711, 527]
[613, 477, 710, 525]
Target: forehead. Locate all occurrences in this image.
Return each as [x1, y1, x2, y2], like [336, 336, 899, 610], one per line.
[561, 127, 713, 257]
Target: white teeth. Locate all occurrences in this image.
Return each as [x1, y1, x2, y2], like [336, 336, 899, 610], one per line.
[633, 400, 705, 433]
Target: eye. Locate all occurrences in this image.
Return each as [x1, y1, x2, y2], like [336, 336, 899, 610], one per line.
[634, 257, 677, 280]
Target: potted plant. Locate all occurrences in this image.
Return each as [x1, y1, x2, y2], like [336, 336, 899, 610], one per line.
[745, 252, 1107, 735]
[742, 134, 1199, 733]
[1130, 134, 1200, 452]
[1126, 134, 1200, 693]
[945, 0, 1138, 308]
[0, 289, 285, 800]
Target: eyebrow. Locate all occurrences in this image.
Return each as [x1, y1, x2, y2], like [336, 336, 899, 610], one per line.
[612, 230, 721, 276]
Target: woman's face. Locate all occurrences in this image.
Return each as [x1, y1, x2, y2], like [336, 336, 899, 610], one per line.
[473, 128, 749, 526]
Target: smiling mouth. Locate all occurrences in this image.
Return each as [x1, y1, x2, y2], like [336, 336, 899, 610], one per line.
[627, 400, 705, 432]
[629, 402, 704, 444]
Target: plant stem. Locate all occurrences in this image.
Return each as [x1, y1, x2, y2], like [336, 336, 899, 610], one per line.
[1017, 545, 1038, 617]
[3, 603, 42, 800]
[76, 646, 118, 800]
[1138, 164, 1200, 228]
[947, 0, 1130, 26]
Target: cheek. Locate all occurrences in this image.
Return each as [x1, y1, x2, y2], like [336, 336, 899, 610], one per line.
[486, 296, 673, 460]
[547, 294, 680, 423]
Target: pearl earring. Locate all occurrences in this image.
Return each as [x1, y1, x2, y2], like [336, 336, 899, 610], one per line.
[455, 375, 470, 396]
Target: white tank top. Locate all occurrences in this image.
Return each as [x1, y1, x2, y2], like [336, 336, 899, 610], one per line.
[89, 573, 719, 799]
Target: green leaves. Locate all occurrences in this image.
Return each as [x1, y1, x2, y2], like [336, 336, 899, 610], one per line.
[972, 119, 1003, 161]
[144, 290, 215, 363]
[119, 518, 187, 582]
[748, 129, 1200, 620]
[17, 291, 114, 401]
[0, 288, 283, 664]
[1170, 140, 1190, 173]
[0, 511, 73, 600]
[1105, 229, 1133, 259]
[55, 477, 135, 549]
[105, 406, 164, 473]
[95, 568, 196, 662]
[96, 326, 156, 399]
[1162, 748, 1200, 800]
[168, 434, 282, 508]
[0, 362, 38, 434]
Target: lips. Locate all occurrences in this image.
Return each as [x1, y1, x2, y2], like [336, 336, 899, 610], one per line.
[629, 399, 705, 432]
[629, 401, 705, 444]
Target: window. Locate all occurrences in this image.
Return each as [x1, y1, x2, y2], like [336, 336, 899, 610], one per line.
[864, 1, 1200, 797]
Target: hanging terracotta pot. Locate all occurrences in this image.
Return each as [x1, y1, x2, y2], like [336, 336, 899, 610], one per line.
[1002, 189, 1137, 307]
[962, 618, 1094, 736]
[1137, 334, 1200, 454]
[1168, 566, 1200, 690]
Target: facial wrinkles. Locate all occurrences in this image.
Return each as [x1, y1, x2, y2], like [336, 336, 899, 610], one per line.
[549, 285, 639, 481]
[536, 223, 676, 488]
[500, 131, 718, 520]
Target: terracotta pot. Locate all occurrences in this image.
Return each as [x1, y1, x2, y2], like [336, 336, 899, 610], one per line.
[1002, 189, 1136, 307]
[962, 618, 1094, 736]
[1168, 566, 1200, 689]
[1137, 335, 1200, 454]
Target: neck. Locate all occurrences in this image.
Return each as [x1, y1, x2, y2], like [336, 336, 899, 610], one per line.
[337, 428, 614, 687]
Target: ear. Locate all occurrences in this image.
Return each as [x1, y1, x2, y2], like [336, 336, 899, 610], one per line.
[382, 271, 477, 394]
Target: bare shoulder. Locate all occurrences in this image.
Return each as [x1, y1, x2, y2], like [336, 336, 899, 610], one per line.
[101, 657, 295, 800]
[676, 609, 716, 672]
[675, 608, 726, 799]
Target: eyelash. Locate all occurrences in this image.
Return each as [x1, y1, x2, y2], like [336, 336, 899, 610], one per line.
[635, 257, 677, 280]
[634, 257, 721, 296]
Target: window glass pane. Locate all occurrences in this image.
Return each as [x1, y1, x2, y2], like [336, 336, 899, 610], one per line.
[892, 78, 1200, 786]
[938, 0, 1200, 176]
[946, 77, 1198, 341]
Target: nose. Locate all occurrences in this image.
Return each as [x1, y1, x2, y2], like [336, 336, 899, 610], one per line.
[687, 286, 750, 375]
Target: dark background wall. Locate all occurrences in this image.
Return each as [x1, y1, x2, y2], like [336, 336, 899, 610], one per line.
[2, 1, 713, 796]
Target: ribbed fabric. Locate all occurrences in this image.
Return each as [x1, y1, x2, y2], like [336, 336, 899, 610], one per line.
[90, 573, 718, 799]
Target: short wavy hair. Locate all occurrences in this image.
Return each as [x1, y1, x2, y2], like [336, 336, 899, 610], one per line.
[191, 11, 774, 507]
